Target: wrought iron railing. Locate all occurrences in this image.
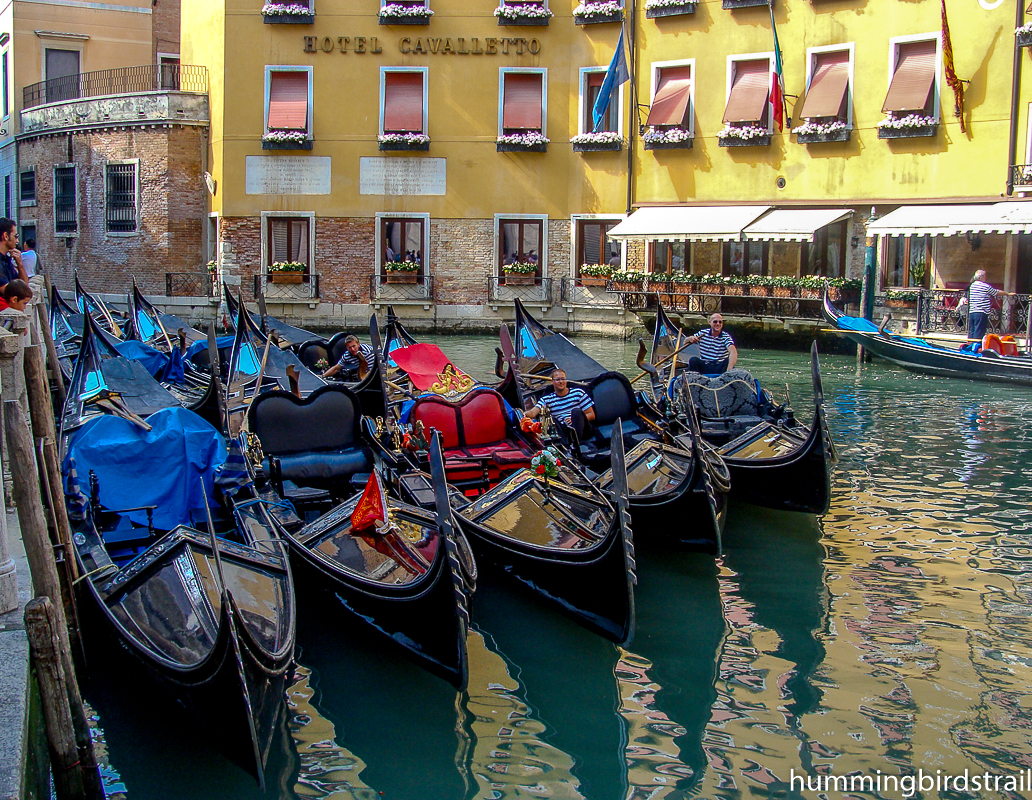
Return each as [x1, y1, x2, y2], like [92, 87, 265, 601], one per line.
[488, 276, 553, 305]
[23, 64, 208, 109]
[166, 272, 217, 298]
[254, 273, 320, 301]
[369, 274, 434, 302]
[560, 278, 622, 307]
[1011, 164, 1032, 188]
[917, 288, 1031, 337]
[607, 280, 830, 320]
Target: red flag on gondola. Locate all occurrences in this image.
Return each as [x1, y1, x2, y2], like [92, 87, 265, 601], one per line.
[351, 471, 388, 532]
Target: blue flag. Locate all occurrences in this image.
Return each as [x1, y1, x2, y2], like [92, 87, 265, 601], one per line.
[592, 26, 630, 133]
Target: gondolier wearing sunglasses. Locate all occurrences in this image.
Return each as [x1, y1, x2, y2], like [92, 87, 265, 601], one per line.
[967, 270, 1013, 343]
[524, 368, 596, 442]
[686, 314, 738, 375]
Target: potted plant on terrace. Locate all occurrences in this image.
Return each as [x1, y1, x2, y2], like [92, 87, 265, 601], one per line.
[496, 132, 549, 153]
[494, 2, 553, 26]
[792, 119, 851, 144]
[610, 269, 646, 291]
[877, 114, 939, 140]
[579, 264, 613, 287]
[1017, 22, 1032, 47]
[570, 131, 623, 152]
[642, 126, 694, 151]
[503, 261, 538, 285]
[378, 133, 431, 152]
[908, 259, 927, 289]
[385, 259, 420, 283]
[718, 124, 772, 148]
[262, 129, 312, 150]
[378, 2, 433, 25]
[573, 0, 624, 25]
[645, 0, 697, 18]
[884, 288, 919, 308]
[268, 261, 306, 283]
[261, 1, 314, 23]
[206, 260, 218, 275]
[746, 274, 771, 296]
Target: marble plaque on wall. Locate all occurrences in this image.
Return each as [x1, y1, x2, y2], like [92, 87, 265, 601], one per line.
[359, 157, 446, 196]
[245, 156, 332, 195]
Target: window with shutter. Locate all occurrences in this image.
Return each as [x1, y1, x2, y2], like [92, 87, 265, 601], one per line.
[584, 70, 618, 133]
[54, 166, 76, 234]
[501, 71, 544, 133]
[882, 40, 937, 116]
[799, 50, 850, 122]
[647, 66, 693, 128]
[383, 71, 425, 134]
[576, 220, 621, 268]
[267, 70, 310, 132]
[723, 59, 771, 127]
[498, 218, 543, 276]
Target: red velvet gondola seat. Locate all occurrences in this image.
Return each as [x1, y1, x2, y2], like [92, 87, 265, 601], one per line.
[409, 389, 533, 489]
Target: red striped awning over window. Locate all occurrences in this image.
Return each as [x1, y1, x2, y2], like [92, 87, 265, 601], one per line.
[646, 66, 692, 127]
[722, 59, 770, 124]
[799, 50, 850, 120]
[384, 71, 424, 133]
[268, 71, 309, 131]
[502, 72, 543, 131]
[882, 40, 937, 114]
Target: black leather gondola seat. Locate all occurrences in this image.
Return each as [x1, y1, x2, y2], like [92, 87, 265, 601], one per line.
[248, 384, 373, 490]
[297, 339, 331, 371]
[581, 372, 651, 458]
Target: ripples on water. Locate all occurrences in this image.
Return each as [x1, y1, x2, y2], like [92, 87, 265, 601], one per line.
[85, 338, 1032, 799]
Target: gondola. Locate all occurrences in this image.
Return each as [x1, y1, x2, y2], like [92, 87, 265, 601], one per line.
[74, 271, 126, 339]
[365, 310, 636, 642]
[50, 282, 85, 383]
[296, 329, 386, 418]
[647, 302, 836, 514]
[126, 279, 206, 350]
[223, 284, 318, 349]
[241, 371, 474, 687]
[59, 312, 296, 788]
[823, 292, 1032, 386]
[503, 299, 728, 553]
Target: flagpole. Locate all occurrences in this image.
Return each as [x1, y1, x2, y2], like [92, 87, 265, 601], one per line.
[626, 7, 636, 215]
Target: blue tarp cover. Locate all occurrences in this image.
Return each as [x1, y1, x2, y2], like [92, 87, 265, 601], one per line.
[185, 335, 235, 362]
[63, 407, 227, 530]
[835, 314, 975, 354]
[113, 340, 186, 383]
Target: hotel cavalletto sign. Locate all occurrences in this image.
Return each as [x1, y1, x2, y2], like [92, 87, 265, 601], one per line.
[302, 35, 542, 55]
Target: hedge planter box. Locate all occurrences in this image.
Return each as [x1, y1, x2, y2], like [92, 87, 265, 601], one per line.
[497, 141, 548, 153]
[1018, 30, 1032, 47]
[718, 134, 771, 148]
[386, 273, 419, 284]
[262, 139, 313, 150]
[497, 15, 550, 25]
[723, 0, 768, 7]
[573, 140, 623, 152]
[574, 12, 624, 24]
[378, 140, 430, 152]
[644, 137, 694, 151]
[797, 129, 851, 144]
[263, 13, 315, 23]
[503, 274, 537, 285]
[748, 286, 771, 297]
[269, 272, 304, 284]
[646, 3, 697, 17]
[878, 124, 938, 140]
[886, 299, 917, 309]
[379, 13, 432, 24]
[579, 276, 609, 287]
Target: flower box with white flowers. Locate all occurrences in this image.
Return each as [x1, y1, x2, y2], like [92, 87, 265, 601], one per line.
[642, 127, 694, 151]
[717, 125, 771, 148]
[502, 262, 538, 285]
[793, 120, 851, 144]
[573, 1, 624, 24]
[378, 133, 431, 152]
[495, 3, 553, 25]
[723, 0, 769, 8]
[262, 2, 314, 23]
[571, 131, 623, 152]
[268, 262, 307, 283]
[496, 132, 549, 153]
[1017, 23, 1032, 47]
[378, 3, 433, 25]
[384, 261, 420, 283]
[877, 114, 939, 140]
[262, 130, 312, 150]
[645, 0, 697, 18]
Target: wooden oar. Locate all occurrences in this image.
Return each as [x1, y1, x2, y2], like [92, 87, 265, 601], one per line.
[666, 329, 683, 396]
[629, 339, 695, 385]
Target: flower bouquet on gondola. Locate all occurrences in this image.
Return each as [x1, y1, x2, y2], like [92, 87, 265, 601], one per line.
[531, 447, 562, 494]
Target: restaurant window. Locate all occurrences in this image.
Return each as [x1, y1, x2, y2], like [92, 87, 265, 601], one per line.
[798, 47, 852, 126]
[580, 68, 619, 135]
[265, 67, 312, 139]
[651, 242, 688, 274]
[646, 62, 693, 134]
[723, 240, 768, 277]
[499, 218, 543, 276]
[884, 235, 928, 288]
[105, 162, 137, 233]
[381, 217, 425, 275]
[381, 68, 427, 135]
[54, 165, 77, 234]
[723, 57, 772, 133]
[499, 69, 546, 136]
[802, 220, 847, 279]
[19, 169, 36, 206]
[576, 219, 621, 273]
[266, 216, 311, 272]
[882, 38, 939, 121]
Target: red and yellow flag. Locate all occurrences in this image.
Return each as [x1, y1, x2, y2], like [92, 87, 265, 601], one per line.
[941, 0, 966, 134]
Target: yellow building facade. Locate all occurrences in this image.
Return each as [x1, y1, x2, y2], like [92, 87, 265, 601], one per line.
[181, 0, 1032, 332]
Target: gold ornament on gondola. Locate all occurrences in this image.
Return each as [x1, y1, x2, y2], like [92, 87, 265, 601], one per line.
[430, 363, 474, 397]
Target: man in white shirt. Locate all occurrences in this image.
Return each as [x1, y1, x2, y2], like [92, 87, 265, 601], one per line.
[20, 239, 36, 278]
[968, 270, 1011, 342]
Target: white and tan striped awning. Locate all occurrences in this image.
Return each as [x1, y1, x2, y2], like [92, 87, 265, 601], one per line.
[865, 204, 988, 237]
[742, 208, 853, 242]
[948, 202, 1032, 235]
[606, 205, 771, 243]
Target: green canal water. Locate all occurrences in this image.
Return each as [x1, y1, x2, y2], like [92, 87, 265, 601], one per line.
[84, 335, 1032, 800]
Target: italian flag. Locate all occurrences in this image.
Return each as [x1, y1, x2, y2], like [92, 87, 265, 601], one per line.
[769, 4, 785, 131]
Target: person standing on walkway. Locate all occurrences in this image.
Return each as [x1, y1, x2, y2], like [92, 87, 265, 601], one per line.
[968, 270, 1012, 342]
[0, 219, 27, 289]
[20, 239, 37, 278]
[687, 314, 738, 375]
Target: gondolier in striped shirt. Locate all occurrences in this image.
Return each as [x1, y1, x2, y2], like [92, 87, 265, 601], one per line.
[967, 270, 1013, 342]
[687, 314, 738, 375]
[523, 367, 596, 441]
[322, 335, 375, 381]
